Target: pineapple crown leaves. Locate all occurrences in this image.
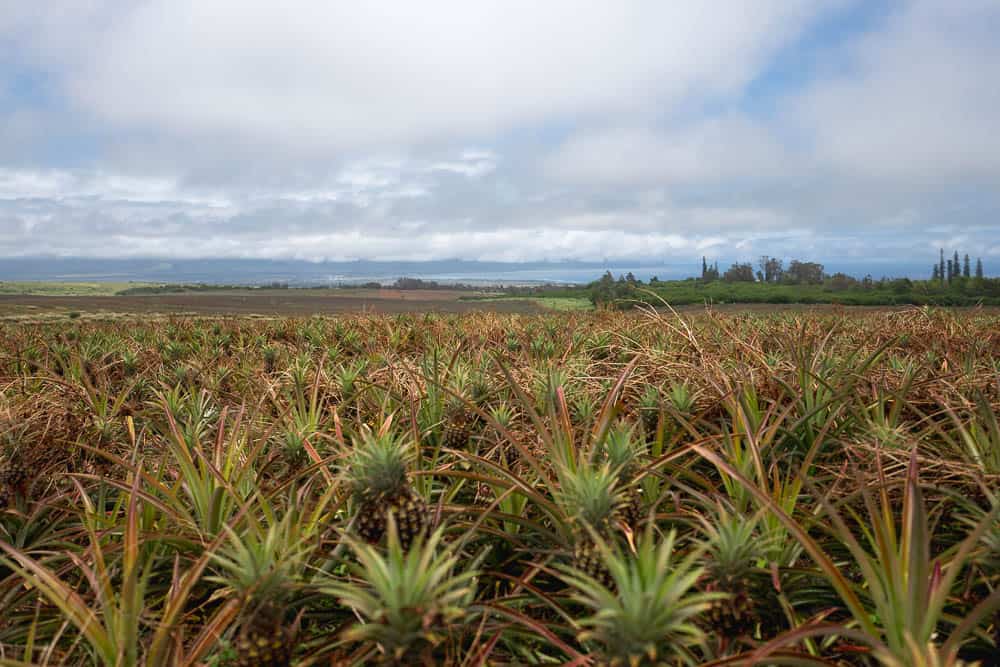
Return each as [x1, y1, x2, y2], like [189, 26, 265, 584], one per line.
[697, 504, 767, 579]
[469, 375, 492, 406]
[666, 382, 695, 413]
[638, 385, 661, 410]
[595, 422, 642, 479]
[206, 512, 311, 608]
[321, 520, 482, 656]
[487, 401, 516, 429]
[345, 425, 414, 498]
[556, 463, 624, 534]
[555, 529, 720, 663]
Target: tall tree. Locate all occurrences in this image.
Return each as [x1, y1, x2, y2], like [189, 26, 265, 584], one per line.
[939, 249, 946, 286]
[963, 254, 971, 278]
[786, 260, 825, 285]
[757, 256, 785, 283]
[947, 259, 954, 282]
[701, 256, 708, 280]
[723, 262, 755, 282]
[932, 264, 940, 281]
[953, 251, 960, 278]
[976, 258, 984, 279]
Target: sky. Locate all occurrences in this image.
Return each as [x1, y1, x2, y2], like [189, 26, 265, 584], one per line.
[1, 1, 998, 275]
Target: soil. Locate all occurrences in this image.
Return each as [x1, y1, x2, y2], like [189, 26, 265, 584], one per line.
[0, 289, 546, 318]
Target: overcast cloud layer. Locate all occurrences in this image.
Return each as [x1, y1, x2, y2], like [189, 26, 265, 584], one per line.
[1, 1, 998, 272]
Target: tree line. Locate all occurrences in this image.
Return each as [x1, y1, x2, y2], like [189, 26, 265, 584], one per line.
[931, 249, 983, 284]
[588, 252, 994, 308]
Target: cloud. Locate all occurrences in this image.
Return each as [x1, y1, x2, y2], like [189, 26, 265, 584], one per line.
[791, 0, 1000, 184]
[15, 2, 833, 153]
[543, 116, 789, 187]
[0, 0, 998, 272]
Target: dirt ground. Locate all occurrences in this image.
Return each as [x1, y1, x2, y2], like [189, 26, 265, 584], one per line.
[0, 289, 546, 319]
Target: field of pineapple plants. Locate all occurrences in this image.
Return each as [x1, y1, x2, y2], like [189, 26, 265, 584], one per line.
[0, 305, 999, 666]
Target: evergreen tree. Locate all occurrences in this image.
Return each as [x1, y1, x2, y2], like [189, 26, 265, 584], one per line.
[701, 257, 708, 280]
[976, 258, 984, 279]
[963, 254, 971, 278]
[932, 264, 940, 282]
[947, 259, 954, 282]
[939, 249, 946, 286]
[953, 251, 960, 279]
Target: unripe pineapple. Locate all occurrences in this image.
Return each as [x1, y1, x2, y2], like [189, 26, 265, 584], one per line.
[698, 508, 764, 639]
[235, 603, 294, 667]
[487, 402, 519, 467]
[601, 424, 645, 531]
[558, 464, 624, 590]
[617, 485, 645, 533]
[0, 454, 29, 506]
[347, 427, 429, 550]
[440, 402, 472, 450]
[440, 373, 489, 450]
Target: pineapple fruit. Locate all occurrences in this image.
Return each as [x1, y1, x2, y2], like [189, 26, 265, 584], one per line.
[235, 603, 294, 667]
[0, 454, 29, 506]
[440, 373, 489, 450]
[347, 427, 429, 550]
[440, 401, 472, 450]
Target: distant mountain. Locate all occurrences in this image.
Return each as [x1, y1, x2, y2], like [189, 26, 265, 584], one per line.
[0, 257, 680, 285]
[0, 256, 935, 285]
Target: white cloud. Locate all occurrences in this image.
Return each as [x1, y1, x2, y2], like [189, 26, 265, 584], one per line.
[544, 115, 789, 186]
[0, 168, 231, 207]
[16, 1, 834, 153]
[0, 0, 998, 270]
[791, 0, 1000, 183]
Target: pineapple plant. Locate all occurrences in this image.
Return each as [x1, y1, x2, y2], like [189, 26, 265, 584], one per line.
[346, 426, 430, 550]
[664, 383, 694, 440]
[487, 401, 518, 466]
[601, 423, 645, 532]
[638, 385, 661, 437]
[697, 506, 766, 641]
[320, 524, 481, 663]
[570, 394, 598, 431]
[440, 398, 472, 450]
[557, 463, 625, 590]
[206, 510, 309, 667]
[556, 528, 719, 666]
[440, 367, 489, 450]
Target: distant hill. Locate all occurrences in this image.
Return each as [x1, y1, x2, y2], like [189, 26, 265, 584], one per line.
[0, 256, 937, 285]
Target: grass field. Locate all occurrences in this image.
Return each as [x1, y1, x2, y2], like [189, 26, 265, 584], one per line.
[0, 288, 548, 319]
[461, 294, 594, 310]
[0, 308, 999, 664]
[0, 281, 157, 296]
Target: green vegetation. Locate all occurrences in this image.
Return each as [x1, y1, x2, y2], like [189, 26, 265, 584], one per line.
[0, 281, 156, 296]
[629, 278, 1000, 307]
[462, 294, 593, 311]
[117, 282, 288, 294]
[586, 251, 999, 308]
[0, 309, 999, 664]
